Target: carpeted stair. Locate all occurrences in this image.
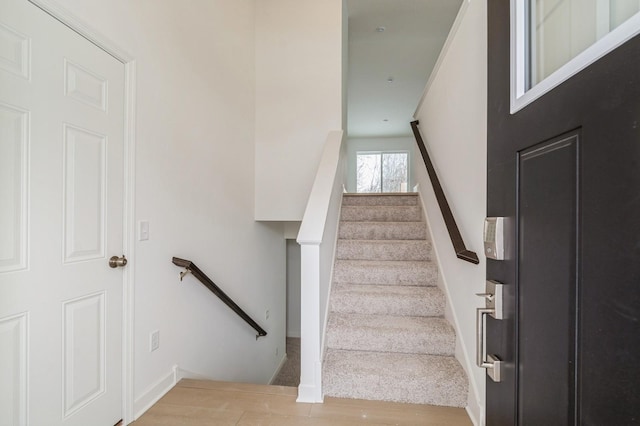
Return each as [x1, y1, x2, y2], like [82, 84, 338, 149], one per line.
[323, 193, 468, 407]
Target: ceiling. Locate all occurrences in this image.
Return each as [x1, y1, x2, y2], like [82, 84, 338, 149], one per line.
[347, 0, 463, 138]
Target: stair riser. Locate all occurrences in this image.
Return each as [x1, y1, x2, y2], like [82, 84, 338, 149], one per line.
[341, 206, 422, 222]
[338, 222, 427, 240]
[326, 328, 455, 356]
[336, 240, 431, 261]
[333, 261, 438, 286]
[323, 381, 467, 408]
[330, 288, 445, 317]
[342, 195, 418, 206]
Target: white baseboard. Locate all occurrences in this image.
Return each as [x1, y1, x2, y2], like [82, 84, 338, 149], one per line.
[415, 187, 484, 424]
[133, 365, 179, 420]
[296, 360, 323, 403]
[268, 353, 288, 384]
[466, 405, 481, 426]
[297, 383, 323, 403]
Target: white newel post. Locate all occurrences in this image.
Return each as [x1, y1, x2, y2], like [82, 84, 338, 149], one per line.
[297, 243, 323, 402]
[296, 130, 344, 403]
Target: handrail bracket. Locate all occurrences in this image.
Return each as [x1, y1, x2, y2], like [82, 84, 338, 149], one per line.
[179, 268, 191, 281]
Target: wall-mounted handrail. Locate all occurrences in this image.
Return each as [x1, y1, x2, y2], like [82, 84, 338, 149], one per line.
[172, 257, 267, 339]
[410, 120, 479, 264]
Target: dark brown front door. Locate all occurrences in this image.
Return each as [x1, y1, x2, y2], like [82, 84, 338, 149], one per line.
[486, 1, 640, 425]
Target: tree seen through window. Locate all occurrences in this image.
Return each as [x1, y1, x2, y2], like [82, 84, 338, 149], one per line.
[356, 152, 408, 193]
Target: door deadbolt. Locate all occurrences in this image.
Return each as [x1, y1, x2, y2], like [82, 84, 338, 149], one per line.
[109, 255, 127, 268]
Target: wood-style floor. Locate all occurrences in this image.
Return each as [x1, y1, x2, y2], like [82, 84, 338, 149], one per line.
[132, 379, 472, 425]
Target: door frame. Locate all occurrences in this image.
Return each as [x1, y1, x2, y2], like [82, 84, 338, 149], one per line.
[26, 0, 137, 423]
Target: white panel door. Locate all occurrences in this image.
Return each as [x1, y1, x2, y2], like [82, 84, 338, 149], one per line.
[0, 0, 126, 425]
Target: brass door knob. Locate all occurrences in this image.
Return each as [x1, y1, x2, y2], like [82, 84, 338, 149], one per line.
[109, 255, 128, 268]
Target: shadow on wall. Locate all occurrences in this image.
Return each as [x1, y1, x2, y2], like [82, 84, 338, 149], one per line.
[286, 239, 301, 339]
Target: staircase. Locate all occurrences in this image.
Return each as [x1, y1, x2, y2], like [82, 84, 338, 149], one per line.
[323, 193, 468, 407]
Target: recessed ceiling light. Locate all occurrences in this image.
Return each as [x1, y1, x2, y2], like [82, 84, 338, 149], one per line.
[376, 26, 386, 32]
[383, 119, 389, 122]
[387, 77, 394, 83]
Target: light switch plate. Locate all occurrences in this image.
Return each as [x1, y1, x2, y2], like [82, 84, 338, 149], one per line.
[139, 221, 149, 241]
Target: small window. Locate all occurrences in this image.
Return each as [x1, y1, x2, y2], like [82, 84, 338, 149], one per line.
[511, 0, 640, 113]
[529, 0, 640, 88]
[356, 151, 408, 193]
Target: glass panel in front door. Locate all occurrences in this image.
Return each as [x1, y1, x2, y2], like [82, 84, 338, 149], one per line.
[529, 0, 640, 87]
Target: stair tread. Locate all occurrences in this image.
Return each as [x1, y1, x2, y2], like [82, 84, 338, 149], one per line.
[338, 221, 426, 225]
[337, 239, 432, 246]
[326, 313, 455, 355]
[341, 205, 422, 222]
[334, 259, 438, 286]
[339, 221, 426, 224]
[331, 284, 445, 317]
[338, 221, 428, 240]
[336, 239, 432, 261]
[335, 259, 433, 265]
[342, 193, 419, 206]
[343, 193, 418, 196]
[332, 283, 442, 296]
[323, 349, 468, 407]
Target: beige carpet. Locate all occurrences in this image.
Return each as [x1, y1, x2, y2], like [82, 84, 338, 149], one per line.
[323, 193, 468, 407]
[272, 337, 300, 387]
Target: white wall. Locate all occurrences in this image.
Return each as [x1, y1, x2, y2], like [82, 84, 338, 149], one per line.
[254, 0, 344, 221]
[345, 137, 415, 193]
[413, 0, 487, 424]
[342, 0, 349, 133]
[49, 0, 287, 416]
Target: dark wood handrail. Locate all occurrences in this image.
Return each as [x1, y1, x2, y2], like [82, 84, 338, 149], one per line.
[410, 120, 479, 264]
[172, 257, 267, 338]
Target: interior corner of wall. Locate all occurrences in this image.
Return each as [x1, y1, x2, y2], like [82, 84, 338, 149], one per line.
[133, 364, 179, 420]
[269, 352, 288, 385]
[284, 222, 302, 239]
[416, 186, 483, 423]
[466, 394, 484, 426]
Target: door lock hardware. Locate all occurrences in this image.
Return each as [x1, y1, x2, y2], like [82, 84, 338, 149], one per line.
[483, 217, 505, 260]
[476, 280, 503, 319]
[109, 255, 128, 268]
[476, 293, 495, 302]
[476, 280, 504, 382]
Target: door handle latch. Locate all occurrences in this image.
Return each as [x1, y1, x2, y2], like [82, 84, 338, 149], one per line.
[475, 293, 495, 302]
[476, 280, 504, 382]
[109, 255, 128, 268]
